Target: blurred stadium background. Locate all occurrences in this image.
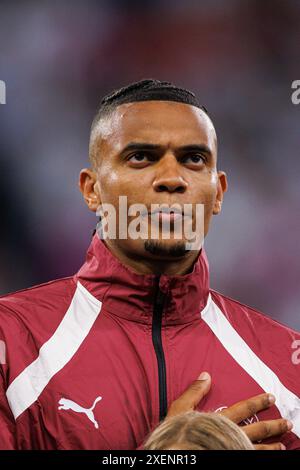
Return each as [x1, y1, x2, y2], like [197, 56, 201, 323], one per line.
[0, 0, 299, 329]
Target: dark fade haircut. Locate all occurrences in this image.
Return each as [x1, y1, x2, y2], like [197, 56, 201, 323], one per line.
[89, 79, 210, 168]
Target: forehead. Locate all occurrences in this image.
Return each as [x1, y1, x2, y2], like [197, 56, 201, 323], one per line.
[95, 100, 217, 153]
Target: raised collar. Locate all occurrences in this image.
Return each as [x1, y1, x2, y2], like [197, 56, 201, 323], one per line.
[75, 234, 210, 326]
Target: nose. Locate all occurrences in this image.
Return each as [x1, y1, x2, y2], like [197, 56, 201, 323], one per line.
[152, 155, 188, 193]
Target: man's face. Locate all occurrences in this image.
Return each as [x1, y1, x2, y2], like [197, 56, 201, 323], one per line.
[82, 100, 227, 261]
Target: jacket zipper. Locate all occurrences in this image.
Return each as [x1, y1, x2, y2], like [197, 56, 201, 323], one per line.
[152, 276, 168, 422]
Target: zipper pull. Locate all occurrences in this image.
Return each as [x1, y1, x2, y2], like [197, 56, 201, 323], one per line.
[154, 276, 165, 308]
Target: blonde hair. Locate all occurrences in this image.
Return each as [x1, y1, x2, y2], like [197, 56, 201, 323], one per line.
[143, 411, 254, 450]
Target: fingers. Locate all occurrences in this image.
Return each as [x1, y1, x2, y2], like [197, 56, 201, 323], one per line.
[243, 419, 293, 442]
[220, 393, 275, 424]
[255, 443, 286, 450]
[217, 392, 293, 449]
[167, 372, 211, 418]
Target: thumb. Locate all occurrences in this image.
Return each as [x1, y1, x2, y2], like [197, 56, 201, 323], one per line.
[167, 372, 211, 418]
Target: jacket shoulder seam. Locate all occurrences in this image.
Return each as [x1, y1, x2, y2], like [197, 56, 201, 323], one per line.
[210, 289, 299, 335]
[0, 276, 75, 300]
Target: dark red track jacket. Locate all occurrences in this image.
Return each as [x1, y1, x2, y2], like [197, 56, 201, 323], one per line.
[0, 234, 300, 449]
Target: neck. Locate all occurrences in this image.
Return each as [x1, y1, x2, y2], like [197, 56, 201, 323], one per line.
[103, 239, 201, 276]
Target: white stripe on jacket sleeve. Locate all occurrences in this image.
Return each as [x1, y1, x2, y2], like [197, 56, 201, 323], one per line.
[201, 294, 300, 437]
[6, 281, 102, 420]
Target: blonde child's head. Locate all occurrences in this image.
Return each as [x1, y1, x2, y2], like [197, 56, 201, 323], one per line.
[143, 411, 254, 450]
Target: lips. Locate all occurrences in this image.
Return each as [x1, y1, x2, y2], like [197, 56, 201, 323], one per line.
[137, 205, 193, 225]
[150, 207, 183, 216]
[148, 206, 181, 223]
[153, 212, 183, 223]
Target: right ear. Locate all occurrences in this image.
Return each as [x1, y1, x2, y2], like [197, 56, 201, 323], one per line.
[78, 168, 101, 213]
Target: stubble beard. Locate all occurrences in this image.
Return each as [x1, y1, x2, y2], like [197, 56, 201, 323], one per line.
[144, 239, 189, 258]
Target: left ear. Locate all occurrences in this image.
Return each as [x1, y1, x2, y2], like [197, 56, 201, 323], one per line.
[213, 171, 228, 215]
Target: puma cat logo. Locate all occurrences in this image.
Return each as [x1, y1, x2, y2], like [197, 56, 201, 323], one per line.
[58, 396, 102, 429]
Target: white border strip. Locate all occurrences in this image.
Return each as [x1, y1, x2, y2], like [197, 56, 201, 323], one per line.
[202, 295, 300, 437]
[6, 281, 102, 420]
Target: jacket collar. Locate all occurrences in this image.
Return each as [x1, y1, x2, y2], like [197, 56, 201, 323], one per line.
[75, 233, 210, 325]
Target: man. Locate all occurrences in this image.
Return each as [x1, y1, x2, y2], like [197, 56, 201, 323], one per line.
[0, 79, 299, 450]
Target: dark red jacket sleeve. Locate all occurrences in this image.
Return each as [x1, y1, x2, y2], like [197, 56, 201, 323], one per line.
[0, 369, 16, 449]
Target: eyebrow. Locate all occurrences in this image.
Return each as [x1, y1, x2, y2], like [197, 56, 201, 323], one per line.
[120, 142, 213, 156]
